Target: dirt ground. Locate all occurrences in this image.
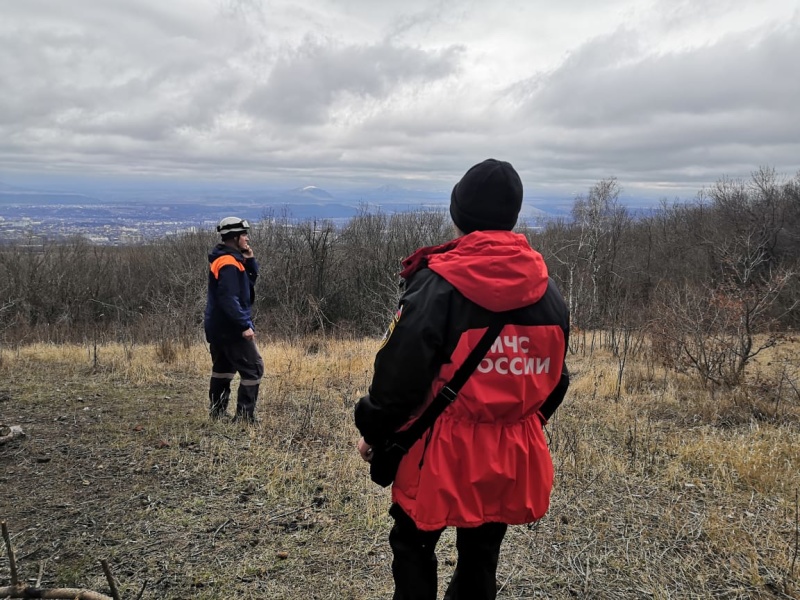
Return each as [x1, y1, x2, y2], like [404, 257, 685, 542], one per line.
[1, 340, 799, 599]
[0, 346, 390, 599]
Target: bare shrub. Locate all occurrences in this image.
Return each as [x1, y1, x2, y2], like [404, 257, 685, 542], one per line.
[155, 338, 178, 364]
[649, 270, 795, 388]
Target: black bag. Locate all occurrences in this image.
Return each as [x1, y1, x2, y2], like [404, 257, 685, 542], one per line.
[369, 321, 504, 487]
[369, 440, 413, 488]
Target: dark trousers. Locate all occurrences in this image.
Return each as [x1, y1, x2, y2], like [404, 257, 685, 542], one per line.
[209, 337, 264, 418]
[389, 504, 507, 600]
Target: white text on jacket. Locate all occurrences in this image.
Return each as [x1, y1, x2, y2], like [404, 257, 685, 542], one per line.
[476, 335, 551, 375]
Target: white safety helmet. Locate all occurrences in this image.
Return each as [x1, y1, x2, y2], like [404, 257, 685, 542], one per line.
[217, 216, 250, 236]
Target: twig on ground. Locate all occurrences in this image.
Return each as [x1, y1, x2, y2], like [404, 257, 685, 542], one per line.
[134, 580, 148, 600]
[212, 519, 231, 545]
[100, 559, 121, 600]
[267, 505, 313, 523]
[791, 489, 798, 581]
[1, 521, 20, 586]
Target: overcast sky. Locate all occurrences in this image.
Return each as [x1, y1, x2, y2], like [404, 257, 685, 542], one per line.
[1, 0, 798, 200]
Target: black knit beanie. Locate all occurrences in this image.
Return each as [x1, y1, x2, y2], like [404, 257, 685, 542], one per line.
[449, 158, 523, 233]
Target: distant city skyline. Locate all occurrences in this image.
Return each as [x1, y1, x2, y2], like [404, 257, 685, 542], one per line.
[1, 0, 799, 201]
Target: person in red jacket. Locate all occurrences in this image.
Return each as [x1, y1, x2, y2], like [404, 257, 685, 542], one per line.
[355, 159, 570, 600]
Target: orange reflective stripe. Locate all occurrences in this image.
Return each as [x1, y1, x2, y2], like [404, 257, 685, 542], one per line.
[210, 255, 245, 279]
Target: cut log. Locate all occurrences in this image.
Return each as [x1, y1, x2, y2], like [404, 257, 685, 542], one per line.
[0, 586, 115, 599]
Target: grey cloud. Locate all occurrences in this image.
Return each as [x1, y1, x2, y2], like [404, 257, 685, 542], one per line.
[9, 0, 217, 41]
[0, 2, 252, 142]
[243, 39, 462, 125]
[525, 22, 800, 126]
[652, 0, 739, 30]
[385, 0, 461, 41]
[503, 19, 800, 192]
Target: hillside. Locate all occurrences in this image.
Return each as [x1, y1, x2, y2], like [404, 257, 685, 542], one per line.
[1, 336, 798, 599]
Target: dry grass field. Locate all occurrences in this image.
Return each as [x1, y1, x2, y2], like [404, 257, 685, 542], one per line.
[1, 335, 799, 599]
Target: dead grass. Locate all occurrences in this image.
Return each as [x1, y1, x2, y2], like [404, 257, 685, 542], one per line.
[1, 335, 798, 599]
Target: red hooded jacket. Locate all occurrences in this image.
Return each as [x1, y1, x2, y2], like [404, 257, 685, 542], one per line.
[355, 230, 569, 531]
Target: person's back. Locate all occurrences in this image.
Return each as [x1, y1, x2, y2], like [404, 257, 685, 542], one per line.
[388, 230, 569, 532]
[355, 159, 570, 599]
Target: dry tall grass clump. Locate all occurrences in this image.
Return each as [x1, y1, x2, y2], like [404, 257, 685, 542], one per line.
[1, 335, 798, 599]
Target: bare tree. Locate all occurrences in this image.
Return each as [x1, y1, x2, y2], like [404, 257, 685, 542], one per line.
[569, 179, 631, 329]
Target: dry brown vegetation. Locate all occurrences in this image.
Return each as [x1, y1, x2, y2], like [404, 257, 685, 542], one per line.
[1, 334, 799, 599]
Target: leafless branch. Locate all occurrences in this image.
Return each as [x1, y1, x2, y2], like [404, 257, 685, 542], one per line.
[0, 521, 122, 600]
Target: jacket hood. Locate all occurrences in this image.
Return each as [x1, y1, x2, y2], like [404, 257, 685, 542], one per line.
[400, 231, 549, 312]
[208, 243, 242, 263]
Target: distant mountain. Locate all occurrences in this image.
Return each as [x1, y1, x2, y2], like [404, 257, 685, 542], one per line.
[284, 185, 335, 201]
[373, 184, 404, 193]
[371, 184, 418, 197]
[0, 185, 103, 205]
[341, 185, 448, 207]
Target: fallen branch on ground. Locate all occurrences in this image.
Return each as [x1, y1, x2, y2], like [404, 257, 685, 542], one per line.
[0, 520, 136, 600]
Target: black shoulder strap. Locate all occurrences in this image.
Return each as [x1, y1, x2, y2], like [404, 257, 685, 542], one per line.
[390, 320, 505, 450]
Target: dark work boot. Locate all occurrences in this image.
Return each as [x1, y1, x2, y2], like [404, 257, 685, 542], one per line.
[234, 384, 259, 424]
[209, 379, 232, 420]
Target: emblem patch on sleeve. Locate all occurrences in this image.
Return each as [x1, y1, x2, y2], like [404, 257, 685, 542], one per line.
[378, 305, 403, 350]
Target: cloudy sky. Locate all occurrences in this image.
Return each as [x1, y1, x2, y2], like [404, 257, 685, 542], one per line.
[1, 0, 798, 200]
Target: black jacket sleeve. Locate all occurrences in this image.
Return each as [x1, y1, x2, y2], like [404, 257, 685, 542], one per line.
[539, 295, 570, 421]
[354, 269, 451, 446]
[539, 362, 569, 421]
